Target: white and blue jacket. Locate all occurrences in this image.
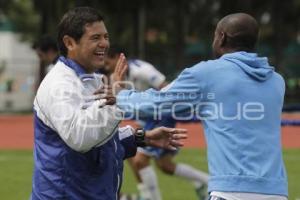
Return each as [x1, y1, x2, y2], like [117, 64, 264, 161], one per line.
[117, 52, 288, 197]
[31, 57, 137, 200]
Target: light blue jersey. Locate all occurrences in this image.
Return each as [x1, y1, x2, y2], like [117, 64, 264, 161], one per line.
[117, 52, 288, 197]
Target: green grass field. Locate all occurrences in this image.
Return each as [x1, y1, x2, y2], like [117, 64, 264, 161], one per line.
[0, 149, 299, 200]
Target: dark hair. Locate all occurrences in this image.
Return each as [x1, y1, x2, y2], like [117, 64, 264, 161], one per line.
[57, 7, 104, 56]
[107, 45, 126, 58]
[33, 35, 58, 52]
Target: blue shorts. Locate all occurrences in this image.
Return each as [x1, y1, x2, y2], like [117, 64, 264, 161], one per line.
[137, 146, 179, 159]
[138, 117, 178, 159]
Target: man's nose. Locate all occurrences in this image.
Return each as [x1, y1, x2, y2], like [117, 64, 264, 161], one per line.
[98, 38, 109, 48]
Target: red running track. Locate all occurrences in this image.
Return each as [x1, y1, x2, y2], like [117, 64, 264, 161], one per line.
[0, 114, 299, 150]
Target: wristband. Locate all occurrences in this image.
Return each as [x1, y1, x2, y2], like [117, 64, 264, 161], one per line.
[135, 128, 146, 147]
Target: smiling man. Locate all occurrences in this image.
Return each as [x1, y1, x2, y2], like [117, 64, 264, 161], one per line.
[30, 7, 187, 200]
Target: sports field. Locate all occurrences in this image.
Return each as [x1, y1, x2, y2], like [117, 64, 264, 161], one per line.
[0, 149, 299, 200]
[0, 114, 299, 200]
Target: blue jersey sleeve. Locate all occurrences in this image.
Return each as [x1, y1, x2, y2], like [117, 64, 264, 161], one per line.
[117, 68, 202, 119]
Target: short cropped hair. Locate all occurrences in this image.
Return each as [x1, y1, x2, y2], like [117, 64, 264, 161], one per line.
[57, 7, 104, 56]
[33, 35, 58, 52]
[107, 45, 126, 58]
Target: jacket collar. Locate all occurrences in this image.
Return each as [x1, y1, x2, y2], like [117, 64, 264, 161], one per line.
[59, 56, 97, 81]
[59, 56, 87, 77]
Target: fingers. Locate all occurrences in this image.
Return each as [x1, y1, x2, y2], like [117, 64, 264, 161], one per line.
[119, 63, 128, 79]
[165, 140, 184, 151]
[165, 139, 185, 150]
[172, 128, 187, 135]
[114, 53, 127, 82]
[160, 127, 187, 134]
[161, 127, 188, 139]
[164, 130, 187, 150]
[166, 146, 177, 151]
[93, 85, 116, 105]
[114, 53, 124, 74]
[105, 97, 116, 105]
[94, 94, 116, 105]
[170, 139, 184, 147]
[171, 133, 188, 140]
[168, 134, 186, 148]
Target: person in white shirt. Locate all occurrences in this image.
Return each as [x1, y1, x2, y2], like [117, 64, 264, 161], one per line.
[30, 7, 187, 200]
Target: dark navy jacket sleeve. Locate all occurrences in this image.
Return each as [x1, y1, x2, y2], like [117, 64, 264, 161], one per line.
[118, 126, 137, 159]
[120, 134, 137, 159]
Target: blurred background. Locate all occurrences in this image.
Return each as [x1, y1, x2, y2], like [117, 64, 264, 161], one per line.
[1, 0, 300, 112]
[0, 1, 300, 200]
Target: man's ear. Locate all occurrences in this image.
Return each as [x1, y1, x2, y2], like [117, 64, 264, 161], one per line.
[220, 31, 226, 47]
[63, 35, 77, 53]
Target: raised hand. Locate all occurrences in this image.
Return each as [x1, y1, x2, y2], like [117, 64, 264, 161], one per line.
[107, 53, 127, 95]
[93, 53, 128, 105]
[145, 127, 187, 150]
[112, 53, 128, 83]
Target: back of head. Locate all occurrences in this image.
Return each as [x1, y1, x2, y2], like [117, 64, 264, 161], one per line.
[33, 35, 58, 53]
[213, 13, 259, 56]
[104, 45, 127, 75]
[107, 45, 126, 58]
[57, 7, 104, 56]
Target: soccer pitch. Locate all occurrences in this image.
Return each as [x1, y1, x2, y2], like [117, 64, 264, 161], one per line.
[0, 149, 299, 200]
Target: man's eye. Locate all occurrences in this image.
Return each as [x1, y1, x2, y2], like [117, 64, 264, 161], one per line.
[91, 36, 100, 40]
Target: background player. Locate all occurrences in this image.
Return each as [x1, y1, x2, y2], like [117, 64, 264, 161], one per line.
[33, 35, 59, 74]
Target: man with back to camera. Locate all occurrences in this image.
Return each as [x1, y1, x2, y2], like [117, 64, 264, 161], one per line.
[33, 35, 59, 79]
[105, 46, 209, 200]
[111, 13, 288, 200]
[30, 7, 188, 200]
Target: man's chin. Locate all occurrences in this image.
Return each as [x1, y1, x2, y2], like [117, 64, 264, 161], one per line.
[92, 61, 105, 69]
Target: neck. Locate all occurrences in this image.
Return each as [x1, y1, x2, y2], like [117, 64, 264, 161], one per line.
[224, 46, 254, 54]
[49, 53, 58, 64]
[222, 47, 238, 55]
[67, 54, 93, 73]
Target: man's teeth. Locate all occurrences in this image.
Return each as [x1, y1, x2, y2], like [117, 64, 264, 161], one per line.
[95, 52, 105, 56]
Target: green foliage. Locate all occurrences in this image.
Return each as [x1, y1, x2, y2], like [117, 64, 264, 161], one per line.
[0, 0, 40, 41]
